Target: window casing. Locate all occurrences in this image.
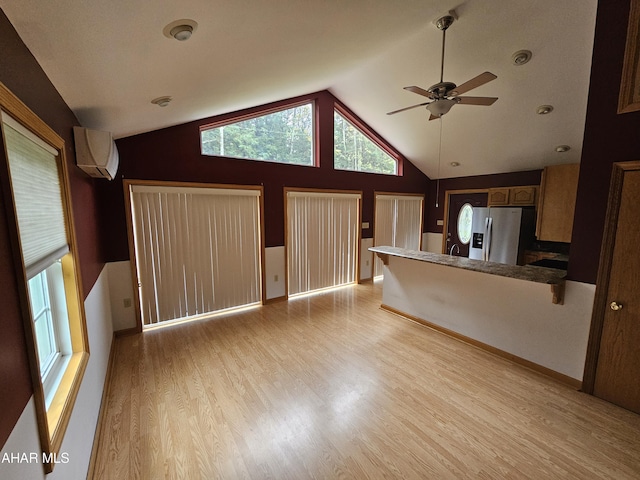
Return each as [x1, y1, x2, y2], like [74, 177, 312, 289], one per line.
[200, 102, 315, 167]
[334, 109, 399, 175]
[0, 84, 89, 474]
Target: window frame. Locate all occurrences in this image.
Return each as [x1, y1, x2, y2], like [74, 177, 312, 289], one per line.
[333, 103, 403, 176]
[0, 82, 89, 474]
[199, 100, 317, 167]
[29, 259, 75, 408]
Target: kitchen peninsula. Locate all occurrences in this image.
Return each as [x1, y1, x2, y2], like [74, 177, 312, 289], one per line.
[369, 246, 595, 386]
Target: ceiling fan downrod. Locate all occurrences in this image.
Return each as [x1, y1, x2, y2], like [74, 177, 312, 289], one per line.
[436, 15, 454, 84]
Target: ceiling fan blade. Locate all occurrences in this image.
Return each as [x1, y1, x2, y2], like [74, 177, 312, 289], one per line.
[387, 102, 430, 115]
[403, 86, 435, 99]
[456, 96, 498, 106]
[450, 72, 497, 96]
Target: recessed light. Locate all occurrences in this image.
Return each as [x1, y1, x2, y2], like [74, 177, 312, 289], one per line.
[151, 96, 172, 107]
[512, 49, 532, 66]
[555, 145, 571, 153]
[450, 162, 460, 167]
[170, 25, 193, 41]
[536, 105, 554, 115]
[163, 19, 198, 41]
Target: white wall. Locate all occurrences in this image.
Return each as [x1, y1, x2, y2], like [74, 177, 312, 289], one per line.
[382, 256, 595, 381]
[0, 265, 114, 479]
[264, 246, 285, 299]
[360, 238, 374, 280]
[423, 232, 443, 253]
[106, 261, 136, 331]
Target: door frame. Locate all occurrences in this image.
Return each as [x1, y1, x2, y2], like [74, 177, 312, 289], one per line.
[441, 189, 489, 254]
[582, 161, 640, 393]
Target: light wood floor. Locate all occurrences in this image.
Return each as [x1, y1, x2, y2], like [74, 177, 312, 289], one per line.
[90, 282, 640, 479]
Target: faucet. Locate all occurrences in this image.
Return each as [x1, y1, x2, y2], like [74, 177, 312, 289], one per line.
[449, 244, 460, 255]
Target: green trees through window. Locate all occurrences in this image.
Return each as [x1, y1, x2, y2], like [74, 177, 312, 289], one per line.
[334, 110, 397, 175]
[200, 103, 314, 166]
[199, 100, 399, 176]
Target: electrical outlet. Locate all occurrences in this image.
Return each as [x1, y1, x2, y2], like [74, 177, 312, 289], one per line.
[366, 260, 370, 266]
[274, 275, 279, 282]
[123, 298, 132, 308]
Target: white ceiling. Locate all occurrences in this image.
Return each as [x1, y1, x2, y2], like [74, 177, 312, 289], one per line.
[2, 0, 598, 179]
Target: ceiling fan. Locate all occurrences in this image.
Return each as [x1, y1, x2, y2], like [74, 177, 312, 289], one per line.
[388, 14, 498, 120]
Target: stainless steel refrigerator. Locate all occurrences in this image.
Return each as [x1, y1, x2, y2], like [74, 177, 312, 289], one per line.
[468, 207, 536, 265]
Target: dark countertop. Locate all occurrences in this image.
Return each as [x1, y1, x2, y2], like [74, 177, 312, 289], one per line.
[369, 246, 567, 285]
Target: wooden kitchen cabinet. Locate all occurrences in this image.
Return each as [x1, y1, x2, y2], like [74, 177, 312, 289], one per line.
[536, 164, 580, 242]
[488, 188, 510, 205]
[488, 186, 538, 207]
[510, 185, 537, 205]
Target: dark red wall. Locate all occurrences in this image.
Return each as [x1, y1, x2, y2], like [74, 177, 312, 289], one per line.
[99, 91, 431, 261]
[0, 9, 105, 450]
[568, 0, 640, 284]
[425, 170, 543, 233]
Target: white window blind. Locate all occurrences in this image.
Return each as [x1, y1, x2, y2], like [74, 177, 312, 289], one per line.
[2, 113, 68, 278]
[374, 194, 424, 276]
[130, 184, 262, 326]
[286, 191, 360, 296]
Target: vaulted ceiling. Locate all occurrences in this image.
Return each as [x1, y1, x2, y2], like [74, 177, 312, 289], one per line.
[1, 0, 598, 179]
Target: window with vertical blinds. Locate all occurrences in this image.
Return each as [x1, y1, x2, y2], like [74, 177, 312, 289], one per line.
[374, 194, 424, 277]
[286, 190, 361, 296]
[129, 184, 263, 326]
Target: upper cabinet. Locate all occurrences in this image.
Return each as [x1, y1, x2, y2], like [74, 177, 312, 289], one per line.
[488, 185, 538, 206]
[536, 164, 580, 243]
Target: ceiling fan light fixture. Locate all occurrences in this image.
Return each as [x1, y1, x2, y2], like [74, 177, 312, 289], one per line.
[512, 49, 532, 66]
[426, 99, 457, 117]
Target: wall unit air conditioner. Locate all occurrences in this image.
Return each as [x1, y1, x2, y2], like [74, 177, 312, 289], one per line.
[73, 126, 119, 180]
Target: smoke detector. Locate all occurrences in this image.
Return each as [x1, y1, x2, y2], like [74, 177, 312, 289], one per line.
[512, 50, 532, 66]
[151, 96, 172, 107]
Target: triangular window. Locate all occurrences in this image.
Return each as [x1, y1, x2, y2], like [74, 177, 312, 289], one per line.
[334, 109, 398, 175]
